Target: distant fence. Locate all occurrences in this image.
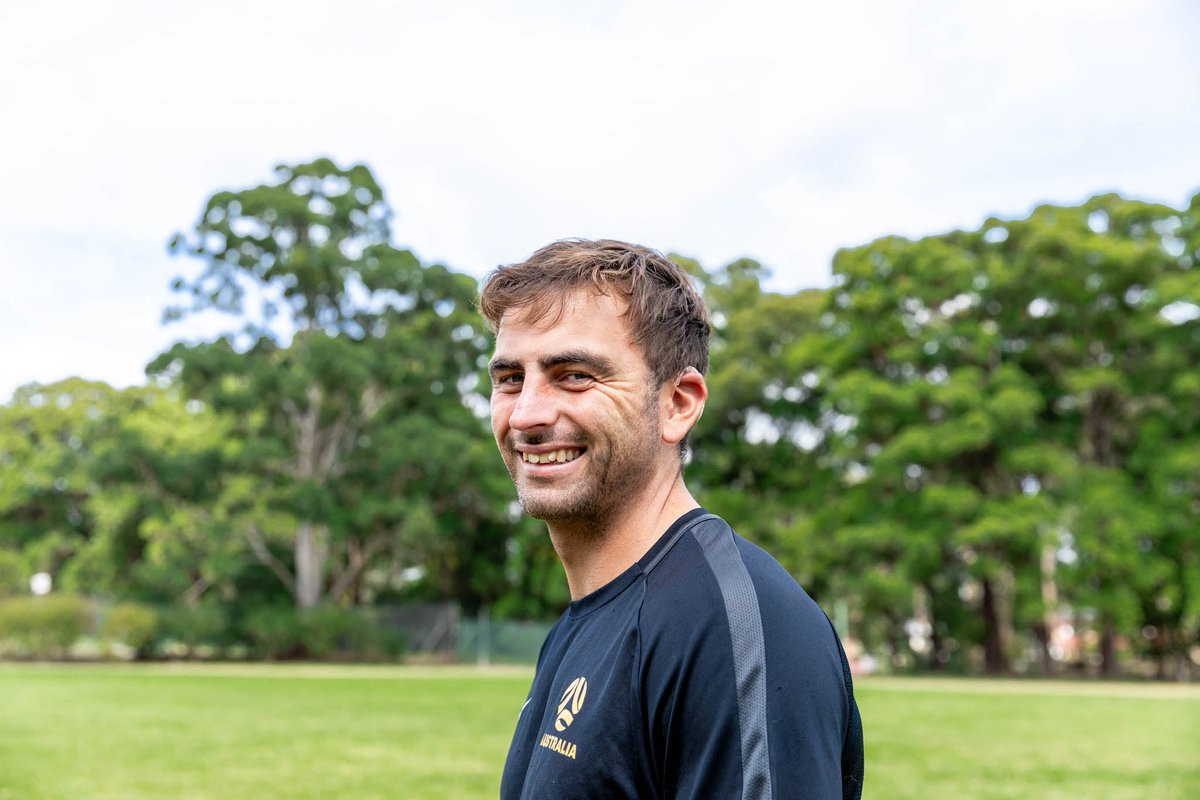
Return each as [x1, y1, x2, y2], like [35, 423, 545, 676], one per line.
[0, 596, 555, 664]
[458, 611, 555, 665]
[377, 603, 553, 665]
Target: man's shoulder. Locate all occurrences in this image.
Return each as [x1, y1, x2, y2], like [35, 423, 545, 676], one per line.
[638, 513, 729, 605]
[731, 528, 829, 611]
[632, 513, 858, 799]
[637, 513, 841, 671]
[643, 513, 820, 607]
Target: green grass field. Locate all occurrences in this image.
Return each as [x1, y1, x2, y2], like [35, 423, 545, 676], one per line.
[1, 664, 1196, 799]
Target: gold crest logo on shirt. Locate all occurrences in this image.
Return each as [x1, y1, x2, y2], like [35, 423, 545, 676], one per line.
[555, 676, 588, 731]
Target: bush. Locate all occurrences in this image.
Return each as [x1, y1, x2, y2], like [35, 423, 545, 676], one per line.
[298, 605, 404, 660]
[297, 604, 351, 659]
[0, 594, 91, 658]
[241, 606, 302, 659]
[351, 609, 406, 660]
[158, 602, 230, 658]
[99, 602, 159, 655]
[0, 552, 25, 597]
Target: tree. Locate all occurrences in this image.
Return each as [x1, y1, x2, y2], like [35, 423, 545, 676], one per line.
[685, 257, 840, 593]
[155, 158, 499, 609]
[83, 384, 240, 606]
[813, 232, 1052, 673]
[0, 380, 117, 594]
[0, 379, 246, 608]
[812, 191, 1200, 676]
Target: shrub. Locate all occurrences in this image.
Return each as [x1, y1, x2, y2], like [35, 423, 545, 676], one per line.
[298, 605, 404, 660]
[298, 604, 351, 659]
[158, 602, 230, 658]
[241, 606, 302, 659]
[0, 594, 91, 658]
[355, 609, 406, 660]
[99, 602, 159, 655]
[0, 552, 25, 597]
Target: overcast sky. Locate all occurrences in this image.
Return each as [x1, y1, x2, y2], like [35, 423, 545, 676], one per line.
[3, 0, 1199, 402]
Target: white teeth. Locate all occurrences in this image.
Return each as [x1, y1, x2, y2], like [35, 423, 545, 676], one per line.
[523, 449, 581, 464]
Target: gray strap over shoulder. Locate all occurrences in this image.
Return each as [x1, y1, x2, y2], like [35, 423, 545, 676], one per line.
[644, 511, 774, 800]
[642, 512, 721, 575]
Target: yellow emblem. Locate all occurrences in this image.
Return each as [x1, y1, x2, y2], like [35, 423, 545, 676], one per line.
[554, 676, 588, 732]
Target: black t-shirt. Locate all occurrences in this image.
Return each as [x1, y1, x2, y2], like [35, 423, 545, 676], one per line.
[501, 509, 864, 799]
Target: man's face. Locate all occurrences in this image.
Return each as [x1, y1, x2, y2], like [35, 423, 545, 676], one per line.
[488, 290, 665, 524]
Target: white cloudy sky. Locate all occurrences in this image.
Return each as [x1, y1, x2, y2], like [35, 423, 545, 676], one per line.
[3, 0, 1199, 401]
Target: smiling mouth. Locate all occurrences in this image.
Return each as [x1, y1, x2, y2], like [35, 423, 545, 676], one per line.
[520, 448, 584, 465]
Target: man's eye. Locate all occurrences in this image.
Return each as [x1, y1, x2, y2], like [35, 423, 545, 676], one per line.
[563, 372, 592, 383]
[494, 374, 522, 388]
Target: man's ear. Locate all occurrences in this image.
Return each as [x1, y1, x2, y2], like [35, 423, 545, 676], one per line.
[661, 368, 707, 446]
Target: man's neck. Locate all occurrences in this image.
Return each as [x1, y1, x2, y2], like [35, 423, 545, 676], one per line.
[546, 474, 700, 600]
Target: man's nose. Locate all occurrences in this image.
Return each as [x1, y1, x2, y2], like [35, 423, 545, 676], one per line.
[508, 378, 558, 431]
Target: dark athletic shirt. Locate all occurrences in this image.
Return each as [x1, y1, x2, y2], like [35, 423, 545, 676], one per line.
[500, 509, 864, 799]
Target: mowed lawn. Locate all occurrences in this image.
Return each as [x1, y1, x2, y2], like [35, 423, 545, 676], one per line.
[0, 664, 1197, 799]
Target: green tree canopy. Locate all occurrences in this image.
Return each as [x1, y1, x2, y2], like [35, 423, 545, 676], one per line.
[154, 158, 503, 609]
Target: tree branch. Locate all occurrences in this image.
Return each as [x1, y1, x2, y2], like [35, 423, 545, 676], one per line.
[182, 575, 215, 606]
[328, 532, 392, 602]
[245, 524, 296, 593]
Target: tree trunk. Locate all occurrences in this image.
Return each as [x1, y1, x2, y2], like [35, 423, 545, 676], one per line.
[346, 538, 364, 605]
[929, 622, 946, 672]
[1099, 618, 1118, 677]
[295, 521, 328, 608]
[887, 616, 905, 671]
[981, 577, 1009, 674]
[1031, 620, 1054, 676]
[1038, 542, 1058, 676]
[916, 584, 943, 671]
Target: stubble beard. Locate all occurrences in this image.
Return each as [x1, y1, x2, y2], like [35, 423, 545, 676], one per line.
[507, 394, 661, 531]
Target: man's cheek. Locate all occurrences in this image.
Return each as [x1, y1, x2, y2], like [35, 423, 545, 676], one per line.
[490, 401, 509, 438]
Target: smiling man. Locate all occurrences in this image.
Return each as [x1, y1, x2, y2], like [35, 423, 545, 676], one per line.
[482, 239, 863, 800]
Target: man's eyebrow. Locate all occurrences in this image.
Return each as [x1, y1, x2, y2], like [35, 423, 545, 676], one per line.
[539, 351, 615, 375]
[488, 351, 617, 379]
[487, 358, 521, 378]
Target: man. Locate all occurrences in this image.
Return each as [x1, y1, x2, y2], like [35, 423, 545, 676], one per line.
[481, 239, 863, 799]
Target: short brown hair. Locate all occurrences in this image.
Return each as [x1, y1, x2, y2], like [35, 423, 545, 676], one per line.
[479, 239, 710, 384]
